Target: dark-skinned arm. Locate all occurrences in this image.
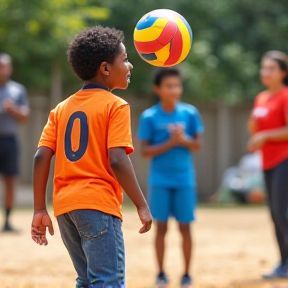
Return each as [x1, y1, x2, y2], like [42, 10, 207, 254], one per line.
[181, 133, 203, 152]
[31, 146, 55, 245]
[141, 130, 202, 157]
[3, 99, 29, 123]
[109, 147, 152, 233]
[140, 139, 175, 158]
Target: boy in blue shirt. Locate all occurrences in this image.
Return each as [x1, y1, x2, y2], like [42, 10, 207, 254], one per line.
[138, 68, 203, 288]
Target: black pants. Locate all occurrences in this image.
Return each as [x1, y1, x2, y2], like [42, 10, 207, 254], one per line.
[264, 158, 288, 264]
[0, 135, 18, 176]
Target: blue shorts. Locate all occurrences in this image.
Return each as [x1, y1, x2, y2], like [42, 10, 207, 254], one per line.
[148, 186, 197, 223]
[57, 210, 125, 288]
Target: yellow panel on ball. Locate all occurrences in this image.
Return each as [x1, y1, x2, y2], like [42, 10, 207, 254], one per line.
[133, 18, 170, 42]
[148, 42, 171, 67]
[174, 17, 192, 65]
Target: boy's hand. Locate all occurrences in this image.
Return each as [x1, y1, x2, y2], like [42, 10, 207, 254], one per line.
[31, 210, 54, 246]
[137, 206, 153, 234]
[3, 99, 17, 114]
[170, 125, 186, 145]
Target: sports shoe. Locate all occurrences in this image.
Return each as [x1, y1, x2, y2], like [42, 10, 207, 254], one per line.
[180, 274, 193, 288]
[262, 263, 288, 279]
[1, 222, 20, 233]
[156, 272, 169, 288]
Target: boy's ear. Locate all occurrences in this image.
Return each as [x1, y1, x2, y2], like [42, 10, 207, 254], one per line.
[153, 84, 160, 95]
[99, 62, 110, 76]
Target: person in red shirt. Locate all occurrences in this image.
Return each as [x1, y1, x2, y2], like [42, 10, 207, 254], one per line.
[248, 51, 288, 279]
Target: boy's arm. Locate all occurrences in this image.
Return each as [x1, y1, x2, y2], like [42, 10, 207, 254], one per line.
[180, 133, 203, 152]
[182, 108, 204, 151]
[140, 129, 202, 157]
[3, 99, 29, 123]
[109, 147, 152, 233]
[139, 112, 176, 158]
[31, 146, 55, 245]
[140, 138, 175, 158]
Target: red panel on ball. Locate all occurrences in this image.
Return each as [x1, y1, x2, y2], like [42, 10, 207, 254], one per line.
[157, 21, 178, 46]
[134, 21, 178, 54]
[134, 39, 163, 54]
[164, 28, 183, 66]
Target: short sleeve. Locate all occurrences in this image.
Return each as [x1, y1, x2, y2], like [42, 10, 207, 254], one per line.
[253, 94, 259, 108]
[190, 108, 204, 135]
[38, 109, 57, 151]
[138, 113, 153, 141]
[108, 103, 134, 155]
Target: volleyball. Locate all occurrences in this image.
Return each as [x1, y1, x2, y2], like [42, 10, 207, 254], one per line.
[133, 9, 193, 67]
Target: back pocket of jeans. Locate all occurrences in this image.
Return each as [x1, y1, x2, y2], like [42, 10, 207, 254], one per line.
[71, 210, 109, 239]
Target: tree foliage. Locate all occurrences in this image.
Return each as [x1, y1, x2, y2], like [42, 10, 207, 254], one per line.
[103, 0, 288, 103]
[0, 0, 109, 90]
[1, 0, 287, 103]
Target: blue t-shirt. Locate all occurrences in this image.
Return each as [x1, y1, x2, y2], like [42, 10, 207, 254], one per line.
[138, 102, 204, 188]
[0, 80, 28, 136]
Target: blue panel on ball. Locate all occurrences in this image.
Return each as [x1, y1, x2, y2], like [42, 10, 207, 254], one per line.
[179, 15, 193, 41]
[140, 53, 157, 61]
[136, 15, 159, 30]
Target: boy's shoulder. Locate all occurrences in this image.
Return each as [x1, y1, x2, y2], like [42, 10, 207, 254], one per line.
[177, 102, 200, 115]
[6, 80, 27, 98]
[141, 104, 160, 119]
[100, 91, 129, 108]
[110, 92, 129, 106]
[141, 102, 201, 119]
[54, 90, 128, 113]
[8, 80, 25, 91]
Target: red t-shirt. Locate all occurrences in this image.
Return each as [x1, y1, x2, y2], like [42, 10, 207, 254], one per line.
[252, 87, 288, 170]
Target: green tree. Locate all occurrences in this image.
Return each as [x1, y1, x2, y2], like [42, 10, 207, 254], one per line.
[1, 0, 288, 103]
[103, 0, 288, 103]
[0, 0, 109, 98]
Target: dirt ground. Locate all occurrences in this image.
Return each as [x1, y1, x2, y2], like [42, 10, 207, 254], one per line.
[1, 207, 288, 288]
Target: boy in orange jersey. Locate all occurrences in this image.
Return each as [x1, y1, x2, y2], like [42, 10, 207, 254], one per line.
[31, 26, 152, 288]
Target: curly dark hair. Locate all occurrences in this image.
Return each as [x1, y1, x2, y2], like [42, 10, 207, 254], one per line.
[67, 26, 124, 81]
[153, 67, 181, 86]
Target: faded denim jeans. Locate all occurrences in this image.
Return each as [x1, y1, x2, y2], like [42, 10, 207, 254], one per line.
[57, 209, 125, 288]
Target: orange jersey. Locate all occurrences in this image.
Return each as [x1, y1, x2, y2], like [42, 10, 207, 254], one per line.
[38, 87, 134, 219]
[252, 87, 288, 170]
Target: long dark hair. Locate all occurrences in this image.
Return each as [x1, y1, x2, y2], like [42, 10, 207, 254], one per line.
[263, 51, 288, 86]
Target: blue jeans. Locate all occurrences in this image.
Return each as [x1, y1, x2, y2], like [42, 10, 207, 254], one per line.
[57, 210, 125, 288]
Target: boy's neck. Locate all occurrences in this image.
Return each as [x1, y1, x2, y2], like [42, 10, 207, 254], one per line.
[84, 77, 111, 91]
[161, 101, 177, 113]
